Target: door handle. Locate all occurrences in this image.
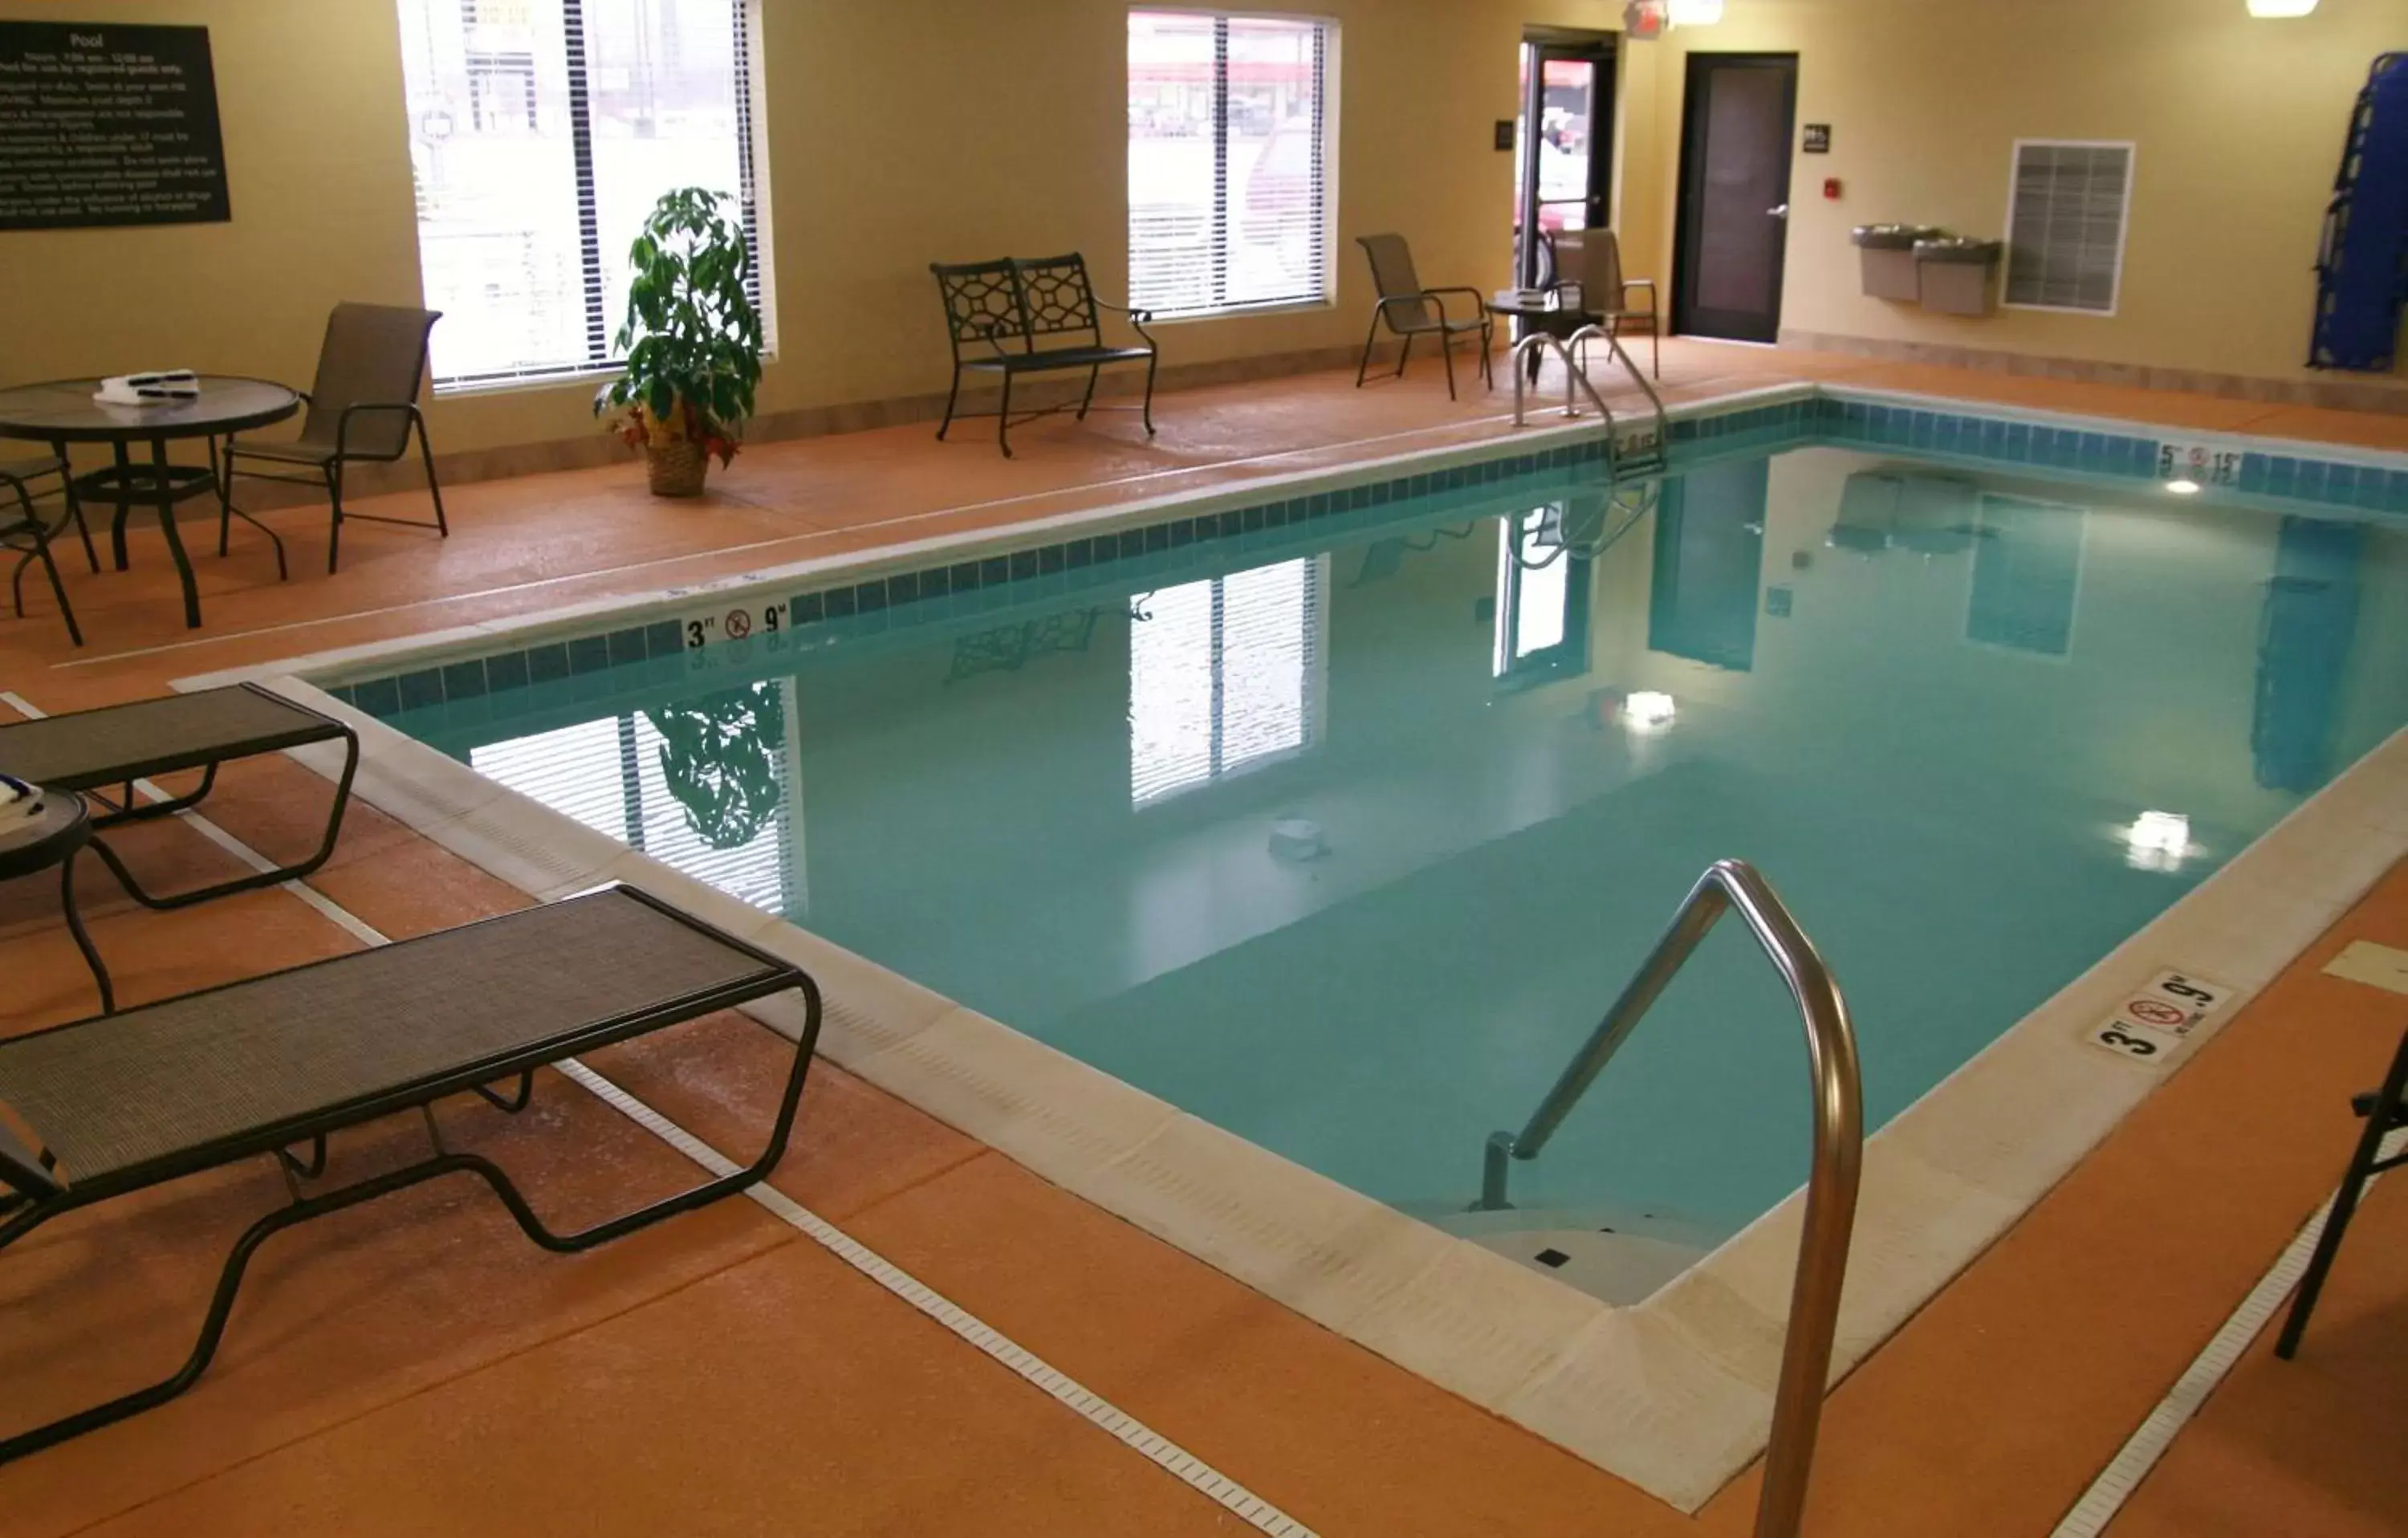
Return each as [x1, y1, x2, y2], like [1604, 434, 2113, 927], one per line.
[1767, 203, 1790, 218]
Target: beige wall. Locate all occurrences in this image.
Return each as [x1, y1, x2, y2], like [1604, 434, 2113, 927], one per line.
[5, 0, 2396, 473]
[0, 0, 1563, 462]
[1613, 0, 2404, 384]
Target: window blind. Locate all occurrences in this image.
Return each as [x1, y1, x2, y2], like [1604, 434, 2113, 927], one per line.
[1130, 558, 1322, 804]
[2003, 140, 2133, 315]
[1128, 10, 1332, 319]
[394, 0, 771, 389]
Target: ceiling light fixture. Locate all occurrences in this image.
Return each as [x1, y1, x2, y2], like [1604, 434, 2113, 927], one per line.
[2246, 0, 2316, 16]
[1668, 0, 1725, 26]
[2164, 478, 2203, 495]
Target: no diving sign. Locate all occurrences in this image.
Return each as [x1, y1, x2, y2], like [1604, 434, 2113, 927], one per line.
[2084, 970, 2234, 1064]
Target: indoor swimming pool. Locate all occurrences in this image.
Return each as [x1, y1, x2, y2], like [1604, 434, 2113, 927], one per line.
[363, 428, 2408, 1251]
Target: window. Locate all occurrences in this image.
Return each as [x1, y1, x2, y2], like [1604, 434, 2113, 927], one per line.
[1492, 504, 1592, 688]
[1128, 10, 1334, 319]
[394, 0, 772, 389]
[1129, 557, 1325, 804]
[1967, 494, 2085, 657]
[2003, 140, 2133, 315]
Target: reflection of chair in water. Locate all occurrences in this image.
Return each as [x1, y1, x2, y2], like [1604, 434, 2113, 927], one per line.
[1348, 524, 1477, 586]
[1830, 469, 1978, 558]
[944, 606, 1104, 682]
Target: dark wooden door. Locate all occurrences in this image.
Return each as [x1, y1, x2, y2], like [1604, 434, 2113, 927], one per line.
[1673, 53, 1797, 343]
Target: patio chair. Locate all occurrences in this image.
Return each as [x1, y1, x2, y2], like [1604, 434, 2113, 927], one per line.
[1547, 230, 1660, 379]
[0, 884, 822, 1462]
[1, 454, 92, 648]
[0, 683, 357, 908]
[218, 303, 449, 576]
[1353, 234, 1495, 401]
[2276, 1023, 2408, 1360]
[931, 255, 1159, 458]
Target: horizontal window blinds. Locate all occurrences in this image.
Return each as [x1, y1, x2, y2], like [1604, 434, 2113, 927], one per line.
[394, 0, 770, 389]
[1130, 557, 1321, 804]
[1128, 10, 1332, 319]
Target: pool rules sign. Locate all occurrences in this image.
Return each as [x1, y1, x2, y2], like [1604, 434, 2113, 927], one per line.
[0, 22, 230, 230]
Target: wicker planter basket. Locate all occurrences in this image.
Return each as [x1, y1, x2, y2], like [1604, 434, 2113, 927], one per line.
[645, 439, 710, 497]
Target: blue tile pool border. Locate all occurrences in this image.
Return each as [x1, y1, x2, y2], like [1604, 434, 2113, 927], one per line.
[315, 389, 2408, 721]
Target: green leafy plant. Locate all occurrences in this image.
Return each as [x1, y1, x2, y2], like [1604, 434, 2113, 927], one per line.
[594, 187, 763, 466]
[645, 682, 786, 850]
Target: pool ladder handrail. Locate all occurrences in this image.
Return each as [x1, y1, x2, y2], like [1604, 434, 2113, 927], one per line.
[1476, 858, 1862, 1538]
[1507, 322, 1670, 473]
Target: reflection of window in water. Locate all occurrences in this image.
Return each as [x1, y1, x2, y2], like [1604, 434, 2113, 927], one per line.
[1130, 557, 1327, 804]
[1968, 494, 2086, 657]
[2254, 516, 2364, 793]
[1492, 505, 1592, 685]
[469, 680, 799, 912]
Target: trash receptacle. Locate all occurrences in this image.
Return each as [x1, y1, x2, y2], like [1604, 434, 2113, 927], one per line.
[1851, 225, 1941, 301]
[1912, 238, 2003, 316]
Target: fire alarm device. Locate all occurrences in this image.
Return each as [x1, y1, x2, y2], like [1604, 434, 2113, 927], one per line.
[1823, 177, 1842, 200]
[1623, 1, 1666, 41]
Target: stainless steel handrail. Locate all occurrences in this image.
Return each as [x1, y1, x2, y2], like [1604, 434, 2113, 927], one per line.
[1508, 322, 1670, 470]
[1477, 858, 1862, 1538]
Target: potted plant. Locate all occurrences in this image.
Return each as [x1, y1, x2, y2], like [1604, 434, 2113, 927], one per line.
[595, 186, 764, 497]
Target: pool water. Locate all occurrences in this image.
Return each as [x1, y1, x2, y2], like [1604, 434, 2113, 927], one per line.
[385, 443, 2408, 1242]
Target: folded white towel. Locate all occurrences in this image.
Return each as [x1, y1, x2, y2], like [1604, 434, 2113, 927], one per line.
[0, 775, 42, 837]
[94, 370, 200, 406]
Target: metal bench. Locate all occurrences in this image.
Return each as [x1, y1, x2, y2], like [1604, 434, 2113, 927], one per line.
[0, 682, 357, 910]
[930, 254, 1160, 458]
[0, 885, 821, 1462]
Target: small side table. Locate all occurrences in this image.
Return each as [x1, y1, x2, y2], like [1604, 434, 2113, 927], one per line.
[0, 786, 112, 1015]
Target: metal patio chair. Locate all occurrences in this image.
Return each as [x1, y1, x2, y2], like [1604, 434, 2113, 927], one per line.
[1, 454, 92, 648]
[1547, 229, 1660, 379]
[930, 255, 1159, 458]
[0, 885, 824, 1463]
[218, 303, 449, 575]
[1352, 234, 1494, 401]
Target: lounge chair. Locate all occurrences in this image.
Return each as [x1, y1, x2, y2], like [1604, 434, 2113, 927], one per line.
[0, 884, 822, 1462]
[1352, 234, 1495, 401]
[0, 683, 358, 909]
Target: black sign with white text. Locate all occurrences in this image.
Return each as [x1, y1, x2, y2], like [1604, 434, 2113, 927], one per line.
[0, 22, 230, 230]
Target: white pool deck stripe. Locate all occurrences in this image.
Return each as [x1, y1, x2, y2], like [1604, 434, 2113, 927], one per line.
[1, 689, 1316, 1537]
[2048, 1125, 2408, 1538]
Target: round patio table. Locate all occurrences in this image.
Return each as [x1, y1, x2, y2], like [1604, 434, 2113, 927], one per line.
[0, 377, 300, 631]
[0, 783, 110, 1014]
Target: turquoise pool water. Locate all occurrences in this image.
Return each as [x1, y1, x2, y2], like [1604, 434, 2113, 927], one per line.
[378, 439, 2408, 1239]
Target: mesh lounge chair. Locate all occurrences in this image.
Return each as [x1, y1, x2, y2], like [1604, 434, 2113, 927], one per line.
[1546, 230, 1660, 379]
[218, 303, 449, 576]
[0, 684, 358, 909]
[1352, 234, 1495, 401]
[0, 885, 821, 1462]
[2, 454, 93, 648]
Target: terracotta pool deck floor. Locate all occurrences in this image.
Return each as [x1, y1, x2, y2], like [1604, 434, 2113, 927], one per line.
[4, 344, 2408, 1535]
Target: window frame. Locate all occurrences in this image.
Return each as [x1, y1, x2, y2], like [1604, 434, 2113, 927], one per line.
[1125, 6, 1340, 323]
[1999, 137, 2136, 319]
[401, 0, 777, 395]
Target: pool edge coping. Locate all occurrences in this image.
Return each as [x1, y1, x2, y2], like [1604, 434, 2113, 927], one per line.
[168, 385, 2408, 1513]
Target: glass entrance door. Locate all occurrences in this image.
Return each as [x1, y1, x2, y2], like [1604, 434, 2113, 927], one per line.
[1514, 35, 1616, 289]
